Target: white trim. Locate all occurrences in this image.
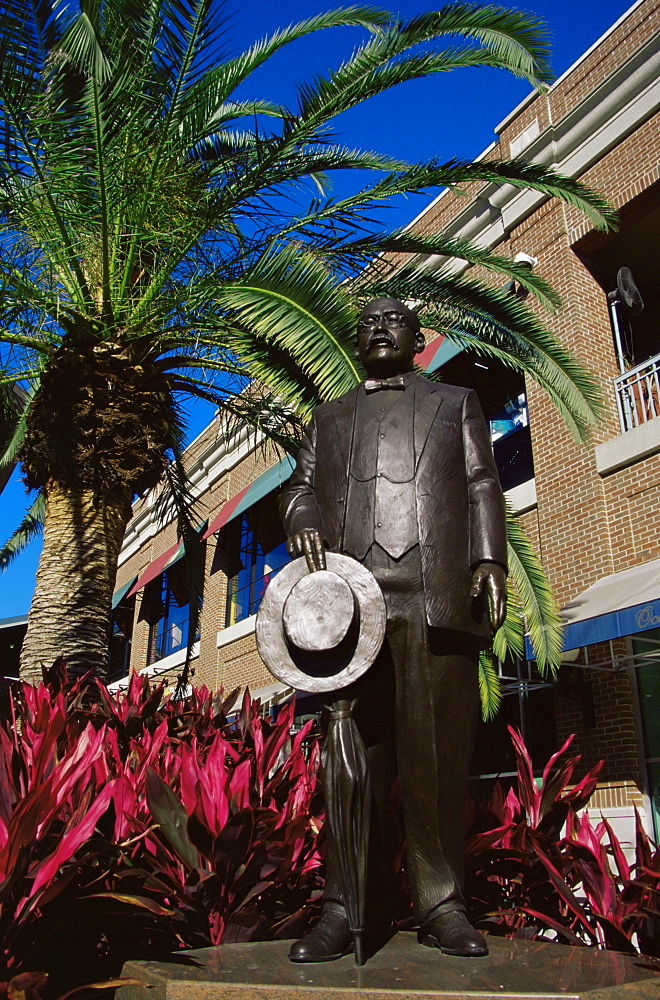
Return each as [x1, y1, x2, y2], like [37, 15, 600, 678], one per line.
[217, 614, 257, 648]
[401, 30, 659, 270]
[505, 478, 537, 515]
[0, 615, 27, 630]
[143, 643, 199, 675]
[495, 1, 646, 132]
[227, 681, 294, 714]
[118, 425, 260, 565]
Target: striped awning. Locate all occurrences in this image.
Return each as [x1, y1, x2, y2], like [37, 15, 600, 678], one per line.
[417, 334, 463, 373]
[203, 454, 296, 539]
[127, 538, 185, 598]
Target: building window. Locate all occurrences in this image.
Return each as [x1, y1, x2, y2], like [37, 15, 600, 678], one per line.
[437, 353, 534, 492]
[578, 188, 660, 372]
[109, 594, 135, 681]
[490, 393, 533, 493]
[633, 628, 660, 839]
[141, 559, 195, 665]
[223, 491, 290, 627]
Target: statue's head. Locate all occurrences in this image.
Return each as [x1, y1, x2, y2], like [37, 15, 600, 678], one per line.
[356, 297, 425, 378]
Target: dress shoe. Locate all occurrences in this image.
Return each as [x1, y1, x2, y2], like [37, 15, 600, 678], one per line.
[289, 905, 354, 963]
[418, 911, 488, 957]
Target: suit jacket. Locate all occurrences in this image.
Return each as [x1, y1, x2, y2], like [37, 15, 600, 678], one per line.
[279, 375, 507, 641]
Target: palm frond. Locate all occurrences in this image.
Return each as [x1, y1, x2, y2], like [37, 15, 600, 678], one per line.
[0, 381, 31, 468]
[478, 651, 502, 721]
[505, 508, 563, 674]
[215, 248, 362, 405]
[347, 231, 562, 309]
[181, 5, 390, 120]
[399, 4, 551, 82]
[0, 493, 45, 570]
[366, 269, 605, 443]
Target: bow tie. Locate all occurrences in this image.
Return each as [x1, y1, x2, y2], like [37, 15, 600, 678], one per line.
[364, 376, 407, 393]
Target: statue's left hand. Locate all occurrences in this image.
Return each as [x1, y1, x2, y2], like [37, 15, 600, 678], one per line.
[287, 528, 327, 574]
[470, 562, 507, 631]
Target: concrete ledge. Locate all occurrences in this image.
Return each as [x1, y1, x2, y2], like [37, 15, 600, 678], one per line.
[595, 418, 660, 475]
[217, 615, 256, 648]
[505, 478, 537, 515]
[119, 933, 660, 1000]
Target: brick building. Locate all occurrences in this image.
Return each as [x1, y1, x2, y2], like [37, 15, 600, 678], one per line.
[112, 0, 660, 842]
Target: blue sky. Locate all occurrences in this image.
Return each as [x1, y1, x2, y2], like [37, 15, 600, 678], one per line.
[0, 0, 634, 619]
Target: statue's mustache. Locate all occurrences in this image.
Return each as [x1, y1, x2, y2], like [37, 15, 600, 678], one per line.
[367, 332, 397, 350]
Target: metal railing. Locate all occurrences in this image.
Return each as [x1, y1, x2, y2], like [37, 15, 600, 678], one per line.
[614, 352, 660, 432]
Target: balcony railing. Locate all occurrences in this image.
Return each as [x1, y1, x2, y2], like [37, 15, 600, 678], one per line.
[614, 352, 660, 432]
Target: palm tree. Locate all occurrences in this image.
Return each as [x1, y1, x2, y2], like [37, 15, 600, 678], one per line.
[0, 0, 614, 681]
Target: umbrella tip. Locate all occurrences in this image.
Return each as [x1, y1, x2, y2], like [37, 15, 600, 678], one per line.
[354, 932, 366, 967]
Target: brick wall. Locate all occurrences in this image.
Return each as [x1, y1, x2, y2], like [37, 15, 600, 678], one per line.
[555, 640, 642, 785]
[217, 632, 273, 696]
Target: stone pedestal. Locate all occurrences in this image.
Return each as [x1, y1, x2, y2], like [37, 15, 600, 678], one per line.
[119, 932, 660, 1000]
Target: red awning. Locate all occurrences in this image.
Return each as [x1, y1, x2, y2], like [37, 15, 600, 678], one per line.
[127, 538, 184, 598]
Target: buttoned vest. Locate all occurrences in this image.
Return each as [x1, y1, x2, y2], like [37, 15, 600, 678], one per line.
[342, 381, 418, 560]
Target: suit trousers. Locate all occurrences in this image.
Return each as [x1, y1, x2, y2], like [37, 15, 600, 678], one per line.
[321, 544, 481, 926]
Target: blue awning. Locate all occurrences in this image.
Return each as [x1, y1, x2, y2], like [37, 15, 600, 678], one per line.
[525, 558, 660, 659]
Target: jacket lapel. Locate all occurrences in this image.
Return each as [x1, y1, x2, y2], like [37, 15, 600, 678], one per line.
[414, 378, 443, 468]
[331, 388, 358, 477]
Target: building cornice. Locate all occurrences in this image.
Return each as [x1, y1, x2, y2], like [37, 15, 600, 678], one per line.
[407, 30, 659, 264]
[495, 0, 645, 133]
[118, 423, 259, 566]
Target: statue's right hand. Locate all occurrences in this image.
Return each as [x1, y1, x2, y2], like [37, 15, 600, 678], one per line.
[287, 529, 326, 573]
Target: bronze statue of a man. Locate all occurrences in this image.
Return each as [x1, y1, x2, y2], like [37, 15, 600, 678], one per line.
[279, 297, 507, 961]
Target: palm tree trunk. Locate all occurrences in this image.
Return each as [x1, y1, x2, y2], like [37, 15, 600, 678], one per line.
[20, 482, 131, 683]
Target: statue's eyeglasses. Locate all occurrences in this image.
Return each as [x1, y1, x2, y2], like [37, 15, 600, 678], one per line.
[358, 311, 409, 328]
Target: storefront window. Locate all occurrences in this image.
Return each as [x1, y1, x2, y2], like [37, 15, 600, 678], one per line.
[109, 594, 135, 681]
[142, 560, 194, 665]
[470, 658, 557, 800]
[223, 492, 290, 626]
[634, 627, 660, 838]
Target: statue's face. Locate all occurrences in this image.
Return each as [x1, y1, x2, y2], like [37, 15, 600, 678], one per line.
[356, 297, 425, 377]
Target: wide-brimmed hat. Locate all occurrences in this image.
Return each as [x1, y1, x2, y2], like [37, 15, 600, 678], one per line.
[255, 553, 386, 693]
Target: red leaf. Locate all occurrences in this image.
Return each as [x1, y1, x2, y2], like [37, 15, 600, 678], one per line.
[532, 846, 598, 941]
[145, 768, 199, 869]
[30, 780, 117, 897]
[517, 907, 588, 946]
[6, 972, 48, 1000]
[507, 726, 539, 825]
[601, 815, 630, 881]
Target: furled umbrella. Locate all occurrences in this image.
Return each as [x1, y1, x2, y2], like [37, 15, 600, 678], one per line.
[322, 697, 371, 966]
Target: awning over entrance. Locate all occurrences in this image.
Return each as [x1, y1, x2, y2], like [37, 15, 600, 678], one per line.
[127, 538, 185, 598]
[525, 558, 660, 658]
[203, 453, 296, 539]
